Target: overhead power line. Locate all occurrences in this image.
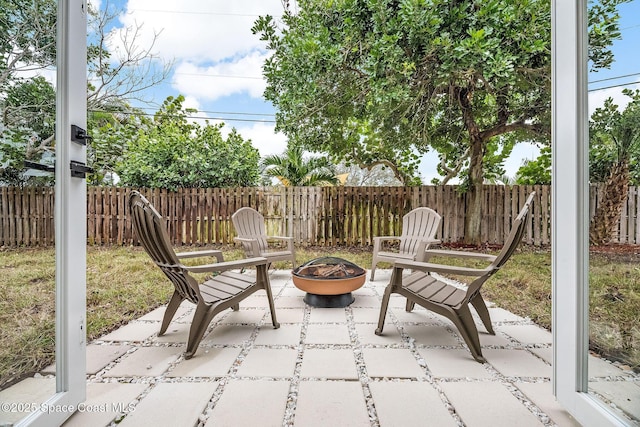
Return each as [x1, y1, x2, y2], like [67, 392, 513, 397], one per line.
[128, 9, 279, 18]
[589, 72, 640, 84]
[621, 23, 640, 31]
[588, 80, 640, 92]
[184, 115, 275, 123]
[130, 106, 275, 117]
[89, 109, 276, 123]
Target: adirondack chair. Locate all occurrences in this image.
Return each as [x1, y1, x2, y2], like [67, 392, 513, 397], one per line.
[129, 191, 279, 359]
[232, 207, 296, 268]
[370, 207, 441, 280]
[375, 192, 535, 363]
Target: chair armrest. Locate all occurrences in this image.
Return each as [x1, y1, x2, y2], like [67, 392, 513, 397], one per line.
[423, 249, 497, 262]
[394, 259, 492, 277]
[234, 237, 262, 257]
[373, 236, 400, 251]
[176, 249, 224, 263]
[234, 237, 257, 244]
[268, 236, 293, 241]
[184, 257, 268, 274]
[415, 239, 441, 259]
[373, 236, 401, 243]
[268, 236, 294, 252]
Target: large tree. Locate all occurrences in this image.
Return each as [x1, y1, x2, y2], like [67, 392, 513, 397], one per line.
[116, 96, 260, 190]
[253, 0, 628, 244]
[589, 89, 640, 245]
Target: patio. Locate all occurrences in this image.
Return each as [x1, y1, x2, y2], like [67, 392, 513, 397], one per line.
[2, 268, 636, 427]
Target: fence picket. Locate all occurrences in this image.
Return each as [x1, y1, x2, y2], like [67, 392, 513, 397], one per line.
[1, 185, 637, 247]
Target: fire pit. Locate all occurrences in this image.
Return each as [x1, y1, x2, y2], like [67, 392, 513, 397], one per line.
[292, 257, 366, 307]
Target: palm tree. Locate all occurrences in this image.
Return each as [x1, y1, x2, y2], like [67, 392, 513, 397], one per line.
[261, 145, 339, 186]
[589, 89, 640, 245]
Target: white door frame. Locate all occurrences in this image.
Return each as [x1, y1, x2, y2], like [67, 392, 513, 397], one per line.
[17, 1, 87, 425]
[552, 0, 631, 425]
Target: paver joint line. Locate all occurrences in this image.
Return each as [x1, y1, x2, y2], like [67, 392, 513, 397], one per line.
[15, 269, 631, 427]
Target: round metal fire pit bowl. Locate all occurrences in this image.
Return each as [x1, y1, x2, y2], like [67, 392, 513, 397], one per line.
[292, 257, 366, 308]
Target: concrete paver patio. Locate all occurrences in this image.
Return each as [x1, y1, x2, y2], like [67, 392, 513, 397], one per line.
[2, 269, 638, 426]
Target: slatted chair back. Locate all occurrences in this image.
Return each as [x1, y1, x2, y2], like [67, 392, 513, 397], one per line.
[370, 207, 441, 280]
[232, 207, 269, 256]
[129, 191, 201, 304]
[398, 207, 442, 254]
[465, 192, 535, 300]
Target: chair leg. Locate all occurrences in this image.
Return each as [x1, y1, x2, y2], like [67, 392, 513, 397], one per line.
[231, 304, 240, 311]
[159, 290, 184, 336]
[185, 303, 218, 359]
[451, 305, 485, 363]
[376, 268, 401, 335]
[259, 264, 280, 329]
[470, 293, 495, 335]
[375, 285, 393, 335]
[370, 260, 378, 281]
[405, 300, 415, 312]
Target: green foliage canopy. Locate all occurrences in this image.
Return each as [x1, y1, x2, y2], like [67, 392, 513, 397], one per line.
[515, 146, 551, 185]
[589, 89, 640, 185]
[253, 0, 628, 187]
[115, 96, 260, 190]
[253, 0, 554, 186]
[0, 77, 56, 185]
[0, 0, 57, 88]
[261, 144, 339, 186]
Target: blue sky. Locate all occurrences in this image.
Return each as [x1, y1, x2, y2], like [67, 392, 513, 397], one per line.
[95, 0, 640, 183]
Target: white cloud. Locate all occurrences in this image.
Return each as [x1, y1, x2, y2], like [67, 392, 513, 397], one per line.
[181, 95, 201, 112]
[172, 52, 268, 101]
[107, 1, 285, 106]
[504, 143, 541, 177]
[13, 66, 56, 86]
[117, 0, 285, 63]
[588, 81, 640, 115]
[232, 122, 288, 157]
[418, 142, 542, 184]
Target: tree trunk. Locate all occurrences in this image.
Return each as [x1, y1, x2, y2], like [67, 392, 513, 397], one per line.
[459, 87, 485, 245]
[465, 183, 484, 245]
[589, 160, 630, 245]
[464, 136, 484, 244]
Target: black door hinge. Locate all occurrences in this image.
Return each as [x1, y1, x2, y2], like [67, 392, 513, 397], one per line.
[71, 125, 92, 145]
[70, 161, 94, 178]
[24, 160, 55, 173]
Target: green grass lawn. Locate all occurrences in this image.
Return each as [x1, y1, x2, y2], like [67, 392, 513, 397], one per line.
[1, 244, 637, 389]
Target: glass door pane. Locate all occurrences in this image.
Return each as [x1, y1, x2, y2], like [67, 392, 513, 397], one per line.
[0, 0, 58, 422]
[587, 1, 640, 423]
[0, 1, 87, 425]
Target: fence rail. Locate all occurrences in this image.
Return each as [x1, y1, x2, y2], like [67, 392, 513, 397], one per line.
[1, 185, 638, 247]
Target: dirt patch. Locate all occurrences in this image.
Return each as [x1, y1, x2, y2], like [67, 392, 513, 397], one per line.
[589, 244, 640, 263]
[441, 242, 639, 262]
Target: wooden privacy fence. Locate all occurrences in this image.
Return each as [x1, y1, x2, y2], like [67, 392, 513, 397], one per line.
[1, 185, 639, 248]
